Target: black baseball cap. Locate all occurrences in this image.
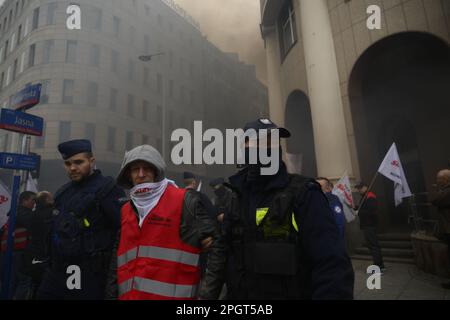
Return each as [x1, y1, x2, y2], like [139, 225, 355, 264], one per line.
[243, 118, 291, 138]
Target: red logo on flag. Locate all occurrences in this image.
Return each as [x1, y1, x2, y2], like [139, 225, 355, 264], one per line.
[0, 195, 9, 205]
[391, 160, 400, 168]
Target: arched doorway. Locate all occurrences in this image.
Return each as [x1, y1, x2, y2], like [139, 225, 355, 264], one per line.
[349, 32, 450, 231]
[285, 90, 317, 177]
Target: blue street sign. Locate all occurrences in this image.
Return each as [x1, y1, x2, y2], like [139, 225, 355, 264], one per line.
[11, 83, 42, 111]
[0, 153, 39, 171]
[0, 108, 44, 136]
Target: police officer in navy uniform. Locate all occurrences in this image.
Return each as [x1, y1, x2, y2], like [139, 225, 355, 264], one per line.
[218, 119, 354, 300]
[37, 140, 126, 300]
[316, 177, 346, 239]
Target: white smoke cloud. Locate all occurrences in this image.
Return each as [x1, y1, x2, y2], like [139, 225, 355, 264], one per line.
[173, 0, 267, 84]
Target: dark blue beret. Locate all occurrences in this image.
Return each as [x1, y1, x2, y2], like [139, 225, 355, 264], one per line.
[183, 171, 196, 180]
[58, 139, 92, 160]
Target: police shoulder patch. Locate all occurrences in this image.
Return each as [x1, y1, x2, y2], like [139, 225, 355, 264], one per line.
[334, 206, 342, 214]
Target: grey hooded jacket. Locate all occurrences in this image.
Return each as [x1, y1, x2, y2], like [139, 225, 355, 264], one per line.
[105, 145, 226, 300]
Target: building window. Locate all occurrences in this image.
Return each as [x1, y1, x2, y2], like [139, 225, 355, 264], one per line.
[111, 50, 119, 73]
[89, 7, 102, 31]
[4, 40, 9, 60]
[85, 123, 96, 146]
[0, 72, 4, 89]
[142, 135, 149, 145]
[157, 73, 162, 94]
[32, 7, 40, 30]
[129, 26, 136, 45]
[125, 131, 134, 151]
[28, 44, 36, 67]
[142, 100, 149, 121]
[89, 44, 100, 67]
[180, 86, 185, 103]
[157, 105, 162, 124]
[12, 59, 18, 81]
[144, 35, 150, 53]
[17, 25, 22, 45]
[278, 0, 297, 60]
[59, 121, 71, 143]
[87, 82, 98, 107]
[65, 40, 77, 63]
[47, 2, 57, 25]
[40, 79, 50, 104]
[169, 51, 173, 68]
[169, 80, 174, 97]
[8, 10, 12, 29]
[190, 91, 195, 106]
[35, 123, 45, 148]
[110, 88, 118, 111]
[113, 16, 120, 38]
[42, 40, 54, 64]
[107, 127, 116, 152]
[127, 94, 135, 117]
[62, 79, 74, 104]
[128, 60, 135, 81]
[145, 5, 150, 16]
[143, 67, 149, 86]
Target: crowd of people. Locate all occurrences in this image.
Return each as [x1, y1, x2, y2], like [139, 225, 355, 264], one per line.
[0, 118, 449, 300]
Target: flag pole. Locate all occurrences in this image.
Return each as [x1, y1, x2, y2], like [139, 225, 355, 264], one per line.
[355, 171, 379, 215]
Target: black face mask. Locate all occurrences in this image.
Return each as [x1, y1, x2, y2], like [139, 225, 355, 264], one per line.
[243, 146, 283, 181]
[214, 185, 226, 198]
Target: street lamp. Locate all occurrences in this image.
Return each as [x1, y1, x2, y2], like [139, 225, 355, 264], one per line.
[139, 53, 167, 160]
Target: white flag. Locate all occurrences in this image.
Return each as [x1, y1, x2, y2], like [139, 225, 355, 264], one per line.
[332, 173, 356, 223]
[0, 179, 12, 228]
[26, 172, 38, 193]
[378, 143, 412, 206]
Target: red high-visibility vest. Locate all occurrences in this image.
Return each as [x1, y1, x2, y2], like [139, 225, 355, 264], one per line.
[117, 185, 201, 300]
[1, 222, 30, 252]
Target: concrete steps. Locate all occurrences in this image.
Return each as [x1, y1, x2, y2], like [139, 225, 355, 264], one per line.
[351, 233, 415, 265]
[351, 254, 416, 265]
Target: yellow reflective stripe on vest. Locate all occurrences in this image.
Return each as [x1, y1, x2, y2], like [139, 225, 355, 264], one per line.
[256, 208, 299, 232]
[256, 208, 269, 226]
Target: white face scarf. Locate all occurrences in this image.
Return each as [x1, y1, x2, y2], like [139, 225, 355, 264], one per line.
[130, 179, 176, 227]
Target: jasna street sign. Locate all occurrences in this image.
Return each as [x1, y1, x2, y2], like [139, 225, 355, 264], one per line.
[10, 83, 42, 111]
[0, 108, 44, 136]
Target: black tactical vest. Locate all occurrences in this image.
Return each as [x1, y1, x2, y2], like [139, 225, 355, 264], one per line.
[226, 174, 315, 299]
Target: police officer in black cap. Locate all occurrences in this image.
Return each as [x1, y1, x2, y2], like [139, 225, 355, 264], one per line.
[37, 140, 125, 300]
[216, 118, 354, 300]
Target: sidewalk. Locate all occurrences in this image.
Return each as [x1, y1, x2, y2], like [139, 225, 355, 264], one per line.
[352, 259, 450, 300]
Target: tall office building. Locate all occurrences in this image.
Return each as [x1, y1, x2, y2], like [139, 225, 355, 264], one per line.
[0, 0, 269, 191]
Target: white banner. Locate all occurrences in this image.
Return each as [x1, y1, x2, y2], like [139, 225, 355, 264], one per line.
[0, 179, 12, 228]
[333, 173, 356, 223]
[26, 172, 38, 193]
[378, 143, 412, 206]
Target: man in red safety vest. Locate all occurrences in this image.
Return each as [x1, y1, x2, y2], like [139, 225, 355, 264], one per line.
[1, 191, 36, 299]
[105, 145, 225, 300]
